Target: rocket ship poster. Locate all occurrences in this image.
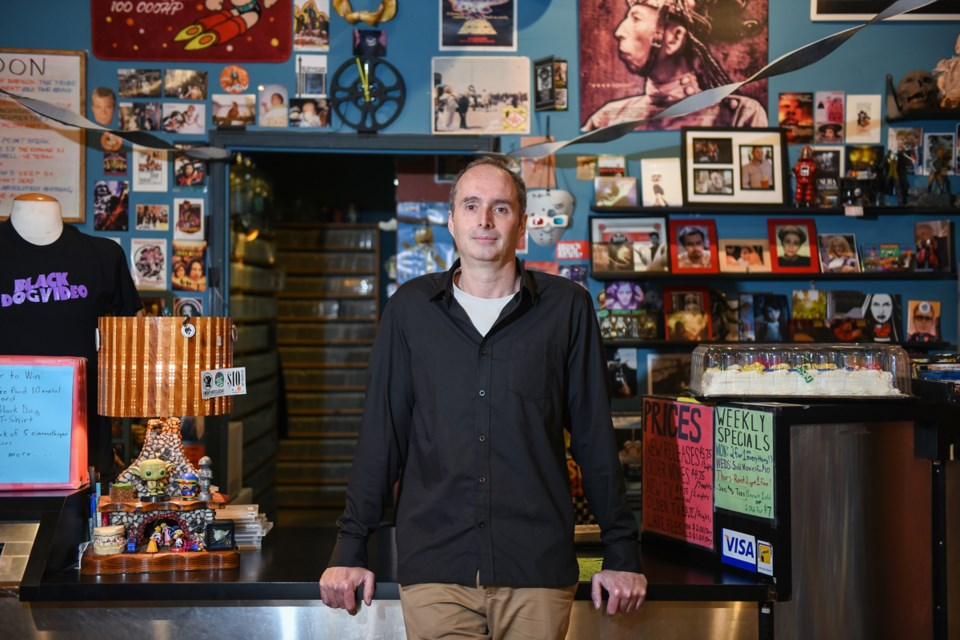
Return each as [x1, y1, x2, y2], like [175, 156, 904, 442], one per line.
[91, 0, 292, 62]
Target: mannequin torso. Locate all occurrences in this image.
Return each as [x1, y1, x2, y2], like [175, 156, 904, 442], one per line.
[9, 193, 64, 245]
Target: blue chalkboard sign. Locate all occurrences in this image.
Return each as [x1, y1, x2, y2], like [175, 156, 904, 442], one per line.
[0, 357, 87, 490]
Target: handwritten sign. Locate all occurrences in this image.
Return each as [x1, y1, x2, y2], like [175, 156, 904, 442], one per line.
[714, 406, 775, 520]
[0, 357, 87, 490]
[0, 49, 85, 222]
[642, 397, 714, 549]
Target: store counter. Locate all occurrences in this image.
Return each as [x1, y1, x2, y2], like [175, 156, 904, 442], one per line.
[4, 491, 770, 639]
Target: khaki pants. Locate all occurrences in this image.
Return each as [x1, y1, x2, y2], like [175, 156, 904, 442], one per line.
[399, 581, 578, 640]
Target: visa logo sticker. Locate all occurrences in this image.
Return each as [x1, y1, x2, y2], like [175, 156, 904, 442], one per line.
[200, 367, 248, 399]
[721, 528, 756, 573]
[757, 540, 773, 576]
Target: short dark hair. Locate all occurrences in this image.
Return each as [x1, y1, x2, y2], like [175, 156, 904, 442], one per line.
[777, 225, 807, 244]
[448, 156, 527, 217]
[679, 226, 706, 246]
[92, 86, 116, 103]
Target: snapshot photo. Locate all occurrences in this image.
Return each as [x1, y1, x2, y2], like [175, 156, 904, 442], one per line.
[432, 56, 530, 135]
[590, 216, 668, 275]
[719, 239, 772, 274]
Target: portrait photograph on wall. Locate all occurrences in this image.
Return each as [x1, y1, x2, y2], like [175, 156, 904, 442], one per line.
[682, 128, 787, 206]
[578, 0, 769, 131]
[768, 218, 819, 273]
[668, 219, 719, 274]
[663, 285, 712, 342]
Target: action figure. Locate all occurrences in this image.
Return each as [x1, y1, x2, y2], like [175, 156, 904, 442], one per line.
[793, 146, 817, 207]
[885, 150, 910, 206]
[928, 148, 952, 194]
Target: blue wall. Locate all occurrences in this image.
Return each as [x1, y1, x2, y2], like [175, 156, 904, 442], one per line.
[2, 2, 958, 369]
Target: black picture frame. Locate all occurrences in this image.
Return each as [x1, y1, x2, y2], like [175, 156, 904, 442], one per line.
[681, 127, 788, 208]
[811, 0, 960, 21]
[206, 520, 235, 551]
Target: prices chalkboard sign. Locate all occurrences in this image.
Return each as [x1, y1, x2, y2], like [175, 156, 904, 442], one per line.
[0, 356, 87, 490]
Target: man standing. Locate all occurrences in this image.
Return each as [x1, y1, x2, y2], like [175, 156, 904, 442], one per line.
[582, 0, 767, 131]
[741, 146, 773, 189]
[320, 157, 646, 638]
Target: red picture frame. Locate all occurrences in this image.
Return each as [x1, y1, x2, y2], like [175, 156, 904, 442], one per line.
[663, 285, 713, 342]
[768, 218, 819, 273]
[668, 219, 720, 274]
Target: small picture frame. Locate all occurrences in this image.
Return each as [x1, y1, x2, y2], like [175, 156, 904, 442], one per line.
[639, 158, 682, 207]
[663, 285, 712, 342]
[907, 300, 941, 343]
[594, 176, 638, 208]
[718, 238, 772, 274]
[668, 219, 719, 273]
[768, 218, 819, 274]
[817, 233, 861, 273]
[751, 293, 790, 342]
[206, 520, 235, 551]
[590, 216, 668, 276]
[681, 127, 788, 206]
[915, 220, 952, 273]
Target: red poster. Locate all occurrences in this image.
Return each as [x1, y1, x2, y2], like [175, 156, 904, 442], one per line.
[91, 0, 292, 63]
[641, 397, 714, 549]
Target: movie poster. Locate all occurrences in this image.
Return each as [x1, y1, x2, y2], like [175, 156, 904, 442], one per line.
[171, 241, 208, 292]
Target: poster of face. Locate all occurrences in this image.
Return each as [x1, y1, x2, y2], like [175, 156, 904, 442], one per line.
[579, 0, 769, 131]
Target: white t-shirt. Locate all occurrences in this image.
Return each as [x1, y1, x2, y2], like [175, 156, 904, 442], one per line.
[453, 282, 515, 336]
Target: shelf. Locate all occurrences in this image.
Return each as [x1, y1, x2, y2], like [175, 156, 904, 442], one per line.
[602, 339, 954, 350]
[590, 270, 956, 281]
[277, 293, 377, 299]
[276, 317, 376, 323]
[590, 205, 960, 216]
[278, 340, 375, 346]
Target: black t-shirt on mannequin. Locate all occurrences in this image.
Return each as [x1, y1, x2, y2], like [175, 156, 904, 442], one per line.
[0, 198, 142, 473]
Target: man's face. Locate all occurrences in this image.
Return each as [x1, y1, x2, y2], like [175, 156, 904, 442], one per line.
[710, 172, 724, 189]
[92, 94, 115, 126]
[870, 295, 893, 324]
[682, 232, 705, 262]
[448, 164, 525, 269]
[751, 147, 764, 163]
[614, 3, 660, 74]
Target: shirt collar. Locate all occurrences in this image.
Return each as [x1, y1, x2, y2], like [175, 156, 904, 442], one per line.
[646, 71, 700, 106]
[431, 258, 539, 305]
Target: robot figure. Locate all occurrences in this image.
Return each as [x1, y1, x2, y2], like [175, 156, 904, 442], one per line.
[793, 146, 817, 207]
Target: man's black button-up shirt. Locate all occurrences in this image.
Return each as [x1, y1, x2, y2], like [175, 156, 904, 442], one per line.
[328, 259, 641, 587]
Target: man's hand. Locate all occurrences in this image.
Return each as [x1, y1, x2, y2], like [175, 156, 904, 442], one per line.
[591, 569, 647, 615]
[319, 566, 376, 615]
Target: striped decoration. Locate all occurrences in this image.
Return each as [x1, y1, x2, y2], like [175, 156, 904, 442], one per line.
[98, 317, 234, 417]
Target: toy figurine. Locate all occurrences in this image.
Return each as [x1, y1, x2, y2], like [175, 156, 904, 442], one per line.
[172, 529, 185, 552]
[793, 145, 817, 207]
[928, 148, 952, 194]
[177, 473, 199, 500]
[197, 456, 214, 501]
[147, 526, 162, 553]
[128, 458, 175, 500]
[885, 150, 910, 206]
[126, 528, 138, 553]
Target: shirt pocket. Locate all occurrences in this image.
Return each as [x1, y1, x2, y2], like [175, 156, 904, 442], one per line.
[506, 340, 555, 399]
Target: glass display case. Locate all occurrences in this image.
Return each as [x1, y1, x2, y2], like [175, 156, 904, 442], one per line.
[690, 343, 913, 398]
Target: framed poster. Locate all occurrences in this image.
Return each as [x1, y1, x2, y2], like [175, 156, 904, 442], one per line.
[682, 128, 788, 206]
[811, 0, 960, 21]
[0, 49, 85, 222]
[432, 57, 530, 135]
[440, 0, 517, 51]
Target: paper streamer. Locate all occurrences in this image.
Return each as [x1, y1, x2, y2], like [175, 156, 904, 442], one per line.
[0, 87, 229, 161]
[0, 0, 935, 162]
[507, 0, 938, 159]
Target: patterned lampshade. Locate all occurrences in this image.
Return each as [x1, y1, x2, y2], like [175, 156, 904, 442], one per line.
[98, 316, 234, 417]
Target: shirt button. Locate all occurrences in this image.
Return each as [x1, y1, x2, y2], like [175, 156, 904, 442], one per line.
[479, 435, 486, 442]
[478, 476, 486, 483]
[479, 389, 486, 397]
[481, 349, 487, 355]
[479, 522, 485, 528]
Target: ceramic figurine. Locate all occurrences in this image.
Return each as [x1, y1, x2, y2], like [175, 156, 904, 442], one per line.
[128, 458, 176, 499]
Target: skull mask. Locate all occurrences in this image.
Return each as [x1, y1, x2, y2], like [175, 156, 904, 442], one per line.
[525, 189, 574, 246]
[897, 70, 938, 112]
